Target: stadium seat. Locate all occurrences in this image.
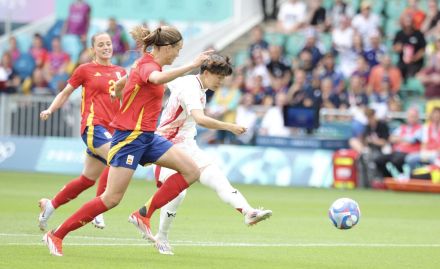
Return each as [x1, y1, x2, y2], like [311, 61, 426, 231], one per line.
[62, 34, 83, 62]
[402, 77, 425, 96]
[44, 19, 65, 50]
[15, 33, 33, 53]
[264, 32, 286, 47]
[285, 33, 305, 58]
[233, 49, 249, 67]
[13, 53, 36, 79]
[385, 0, 406, 20]
[385, 19, 400, 40]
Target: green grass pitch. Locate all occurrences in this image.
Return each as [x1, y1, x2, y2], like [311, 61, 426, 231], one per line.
[0, 171, 440, 269]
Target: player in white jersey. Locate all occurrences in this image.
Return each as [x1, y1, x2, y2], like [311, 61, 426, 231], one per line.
[128, 54, 272, 255]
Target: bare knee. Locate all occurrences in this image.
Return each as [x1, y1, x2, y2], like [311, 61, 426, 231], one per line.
[101, 193, 123, 209]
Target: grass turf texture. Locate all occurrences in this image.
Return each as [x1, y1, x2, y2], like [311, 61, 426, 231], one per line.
[0, 171, 439, 269]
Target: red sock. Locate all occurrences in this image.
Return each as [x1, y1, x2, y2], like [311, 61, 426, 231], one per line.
[53, 197, 108, 239]
[96, 166, 109, 196]
[145, 173, 189, 219]
[51, 175, 95, 209]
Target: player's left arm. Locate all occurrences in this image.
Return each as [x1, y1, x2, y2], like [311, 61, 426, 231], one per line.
[191, 109, 246, 135]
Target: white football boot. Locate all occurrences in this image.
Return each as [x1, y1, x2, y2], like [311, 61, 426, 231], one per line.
[91, 214, 106, 229]
[244, 208, 273, 226]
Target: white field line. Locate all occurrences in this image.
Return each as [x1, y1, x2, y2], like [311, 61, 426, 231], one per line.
[1, 233, 440, 248]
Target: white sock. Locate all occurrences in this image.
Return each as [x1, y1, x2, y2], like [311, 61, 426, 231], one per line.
[156, 190, 186, 241]
[199, 164, 253, 214]
[43, 200, 55, 219]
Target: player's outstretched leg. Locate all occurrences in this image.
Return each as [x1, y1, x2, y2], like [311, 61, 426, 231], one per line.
[199, 164, 273, 226]
[154, 190, 187, 255]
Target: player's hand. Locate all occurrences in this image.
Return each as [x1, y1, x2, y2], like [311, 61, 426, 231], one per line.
[109, 90, 119, 103]
[191, 50, 215, 68]
[230, 124, 247, 135]
[40, 109, 52, 121]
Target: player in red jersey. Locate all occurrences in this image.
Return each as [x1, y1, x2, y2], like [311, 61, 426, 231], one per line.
[38, 32, 126, 232]
[43, 25, 213, 256]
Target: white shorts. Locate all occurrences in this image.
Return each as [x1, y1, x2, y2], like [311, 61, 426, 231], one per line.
[154, 140, 212, 186]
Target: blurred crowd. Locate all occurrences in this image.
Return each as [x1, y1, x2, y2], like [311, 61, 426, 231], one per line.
[0, 0, 135, 95]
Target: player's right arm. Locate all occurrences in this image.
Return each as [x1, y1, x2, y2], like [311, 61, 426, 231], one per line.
[40, 84, 75, 120]
[191, 109, 246, 135]
[148, 50, 214, 85]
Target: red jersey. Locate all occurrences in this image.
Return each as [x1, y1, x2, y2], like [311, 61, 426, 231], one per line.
[68, 62, 126, 134]
[111, 54, 164, 131]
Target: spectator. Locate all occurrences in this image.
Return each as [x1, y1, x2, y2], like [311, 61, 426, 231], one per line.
[261, 0, 278, 21]
[77, 48, 93, 66]
[276, 0, 307, 34]
[43, 36, 70, 84]
[29, 33, 48, 68]
[405, 107, 440, 170]
[400, 0, 426, 31]
[351, 1, 381, 48]
[368, 54, 402, 95]
[332, 15, 354, 55]
[259, 92, 291, 137]
[375, 107, 422, 179]
[352, 56, 370, 86]
[307, 0, 327, 32]
[393, 15, 426, 80]
[349, 108, 390, 187]
[300, 30, 323, 68]
[30, 67, 52, 95]
[107, 17, 129, 65]
[338, 33, 364, 78]
[319, 53, 345, 94]
[363, 31, 386, 68]
[249, 25, 269, 59]
[246, 75, 270, 105]
[246, 49, 271, 89]
[416, 50, 440, 100]
[369, 78, 394, 120]
[235, 93, 258, 144]
[295, 48, 317, 77]
[63, 0, 91, 45]
[327, 0, 355, 28]
[320, 77, 348, 110]
[266, 45, 291, 87]
[0, 52, 20, 94]
[287, 68, 312, 106]
[7, 36, 20, 62]
[347, 75, 369, 108]
[421, 0, 440, 36]
[207, 75, 242, 144]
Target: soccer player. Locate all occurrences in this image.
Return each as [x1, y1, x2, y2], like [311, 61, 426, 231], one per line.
[43, 25, 213, 256]
[129, 54, 272, 255]
[38, 32, 126, 231]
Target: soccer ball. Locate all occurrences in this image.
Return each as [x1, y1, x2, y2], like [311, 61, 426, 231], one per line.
[328, 198, 360, 229]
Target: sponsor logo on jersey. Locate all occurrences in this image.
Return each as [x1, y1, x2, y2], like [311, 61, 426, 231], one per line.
[94, 72, 102, 77]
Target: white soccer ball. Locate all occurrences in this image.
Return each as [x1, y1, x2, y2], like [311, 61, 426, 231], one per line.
[328, 198, 360, 229]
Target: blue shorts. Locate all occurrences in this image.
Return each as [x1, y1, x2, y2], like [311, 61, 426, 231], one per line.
[81, 125, 113, 164]
[108, 130, 173, 170]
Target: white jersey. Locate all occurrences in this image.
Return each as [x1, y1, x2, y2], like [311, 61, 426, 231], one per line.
[157, 75, 207, 144]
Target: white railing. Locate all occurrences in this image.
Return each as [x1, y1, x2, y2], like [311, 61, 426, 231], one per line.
[0, 94, 80, 137]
